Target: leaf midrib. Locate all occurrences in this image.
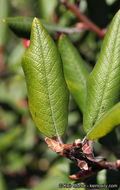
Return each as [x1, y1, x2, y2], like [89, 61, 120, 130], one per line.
[36, 23, 59, 138]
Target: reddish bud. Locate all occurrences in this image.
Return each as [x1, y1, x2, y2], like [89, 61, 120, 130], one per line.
[69, 169, 91, 180]
[73, 139, 81, 146]
[22, 39, 30, 49]
[82, 140, 93, 155]
[45, 138, 64, 154]
[78, 160, 88, 170]
[69, 174, 78, 180]
[82, 140, 94, 160]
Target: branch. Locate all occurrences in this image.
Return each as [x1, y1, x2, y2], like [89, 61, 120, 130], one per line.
[60, 0, 105, 38]
[44, 23, 88, 34]
[69, 160, 120, 180]
[45, 137, 120, 180]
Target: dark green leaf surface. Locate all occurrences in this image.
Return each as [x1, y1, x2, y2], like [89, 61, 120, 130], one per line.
[2, 17, 32, 39]
[22, 18, 69, 138]
[83, 10, 120, 133]
[3, 17, 83, 39]
[87, 102, 120, 140]
[58, 35, 89, 113]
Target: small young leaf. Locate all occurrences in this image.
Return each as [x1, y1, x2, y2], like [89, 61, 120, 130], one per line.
[3, 17, 83, 39]
[22, 18, 69, 138]
[87, 102, 120, 140]
[83, 10, 120, 133]
[58, 35, 89, 113]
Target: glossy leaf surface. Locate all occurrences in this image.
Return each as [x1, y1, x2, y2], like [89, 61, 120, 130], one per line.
[58, 35, 89, 113]
[22, 18, 69, 138]
[87, 102, 120, 140]
[83, 10, 120, 133]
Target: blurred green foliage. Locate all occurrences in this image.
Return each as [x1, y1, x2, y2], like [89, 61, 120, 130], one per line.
[0, 0, 120, 189]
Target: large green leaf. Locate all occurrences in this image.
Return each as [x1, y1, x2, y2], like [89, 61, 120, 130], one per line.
[22, 18, 69, 138]
[58, 35, 89, 113]
[86, 102, 120, 140]
[3, 17, 83, 39]
[83, 10, 120, 133]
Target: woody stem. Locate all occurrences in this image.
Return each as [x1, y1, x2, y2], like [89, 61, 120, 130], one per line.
[60, 0, 105, 38]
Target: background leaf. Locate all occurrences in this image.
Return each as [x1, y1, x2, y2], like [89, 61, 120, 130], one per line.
[32, 159, 85, 190]
[0, 126, 23, 152]
[0, 0, 9, 46]
[0, 76, 27, 115]
[2, 17, 32, 39]
[58, 35, 89, 113]
[86, 102, 120, 140]
[7, 41, 25, 76]
[3, 17, 84, 39]
[0, 172, 7, 190]
[39, 0, 58, 21]
[22, 18, 69, 138]
[83, 10, 120, 133]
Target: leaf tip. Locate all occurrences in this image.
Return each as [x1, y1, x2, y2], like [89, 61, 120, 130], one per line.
[59, 33, 67, 41]
[114, 9, 120, 20]
[32, 17, 38, 26]
[32, 17, 43, 28]
[117, 9, 120, 18]
[117, 9, 120, 14]
[33, 17, 38, 22]
[58, 34, 67, 48]
[60, 33, 66, 38]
